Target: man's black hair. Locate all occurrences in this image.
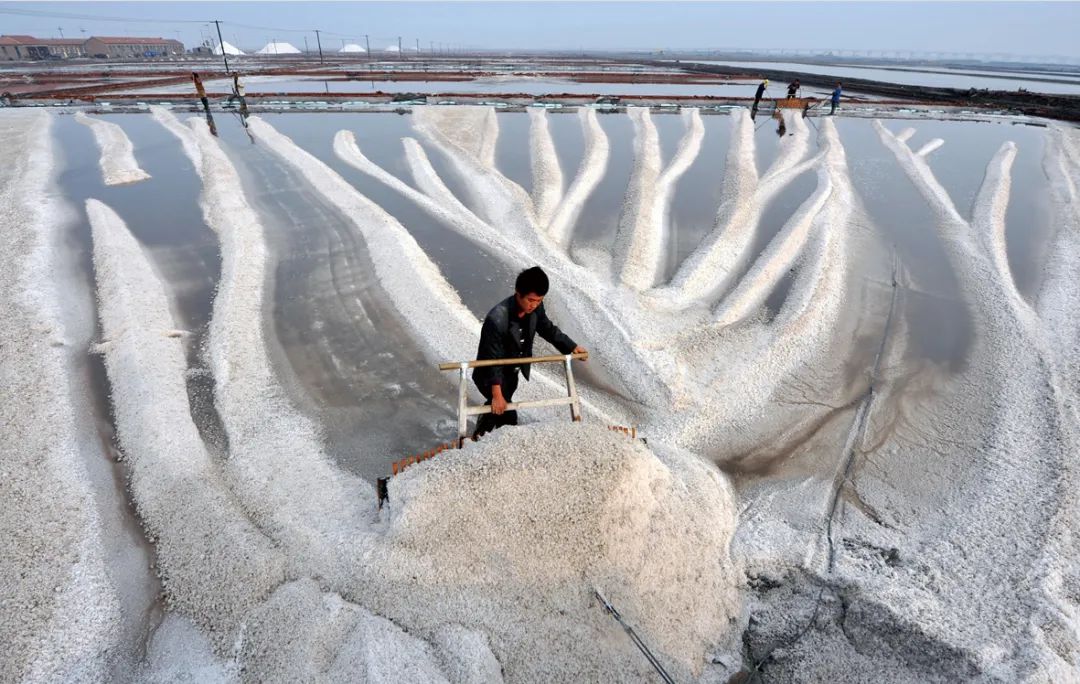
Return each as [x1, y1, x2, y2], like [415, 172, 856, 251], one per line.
[515, 266, 549, 296]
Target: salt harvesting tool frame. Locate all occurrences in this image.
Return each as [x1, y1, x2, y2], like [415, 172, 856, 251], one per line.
[439, 351, 590, 448]
[375, 352, 647, 505]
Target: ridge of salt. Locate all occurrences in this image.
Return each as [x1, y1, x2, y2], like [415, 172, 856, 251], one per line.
[87, 197, 286, 643]
[0, 109, 122, 682]
[151, 106, 373, 584]
[75, 111, 151, 185]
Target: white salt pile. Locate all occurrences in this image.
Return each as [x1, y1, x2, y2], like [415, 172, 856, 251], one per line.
[528, 107, 563, 227]
[87, 198, 287, 643]
[613, 107, 703, 291]
[546, 107, 608, 248]
[0, 111, 122, 681]
[735, 121, 1080, 681]
[400, 106, 683, 405]
[655, 109, 814, 308]
[11, 99, 1078, 682]
[361, 422, 743, 683]
[151, 107, 373, 585]
[711, 116, 837, 326]
[1040, 125, 1080, 400]
[74, 111, 151, 185]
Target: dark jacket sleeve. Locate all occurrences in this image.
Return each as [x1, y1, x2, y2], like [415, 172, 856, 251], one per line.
[534, 304, 577, 355]
[477, 312, 506, 386]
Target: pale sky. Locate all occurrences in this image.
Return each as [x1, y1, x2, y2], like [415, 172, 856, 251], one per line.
[1, 2, 1077, 59]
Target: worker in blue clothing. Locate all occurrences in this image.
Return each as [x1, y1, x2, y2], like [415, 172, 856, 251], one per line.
[830, 82, 842, 115]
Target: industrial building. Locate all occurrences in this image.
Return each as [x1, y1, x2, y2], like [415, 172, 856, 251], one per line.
[0, 34, 183, 61]
[83, 36, 184, 59]
[0, 35, 87, 60]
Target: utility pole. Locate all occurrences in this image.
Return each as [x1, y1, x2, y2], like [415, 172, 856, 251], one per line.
[304, 36, 309, 54]
[397, 35, 402, 59]
[415, 38, 420, 55]
[213, 20, 230, 72]
[57, 26, 64, 39]
[364, 34, 371, 60]
[314, 29, 324, 63]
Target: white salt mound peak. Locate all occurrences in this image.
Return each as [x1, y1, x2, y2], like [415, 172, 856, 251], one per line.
[371, 422, 743, 682]
[212, 41, 244, 56]
[255, 41, 300, 55]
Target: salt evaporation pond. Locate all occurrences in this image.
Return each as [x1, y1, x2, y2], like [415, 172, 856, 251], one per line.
[3, 103, 1078, 682]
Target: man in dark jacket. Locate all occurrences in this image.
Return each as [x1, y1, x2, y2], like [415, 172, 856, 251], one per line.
[753, 78, 769, 106]
[472, 266, 586, 439]
[751, 78, 769, 120]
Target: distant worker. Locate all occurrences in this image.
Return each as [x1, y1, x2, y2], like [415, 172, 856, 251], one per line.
[787, 79, 801, 98]
[191, 72, 209, 113]
[472, 266, 586, 439]
[753, 78, 769, 107]
[830, 82, 842, 115]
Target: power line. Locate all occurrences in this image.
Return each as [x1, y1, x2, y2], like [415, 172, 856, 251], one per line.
[222, 20, 317, 35]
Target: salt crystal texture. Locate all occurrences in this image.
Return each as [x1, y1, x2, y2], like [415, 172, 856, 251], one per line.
[368, 422, 742, 683]
[75, 111, 151, 185]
